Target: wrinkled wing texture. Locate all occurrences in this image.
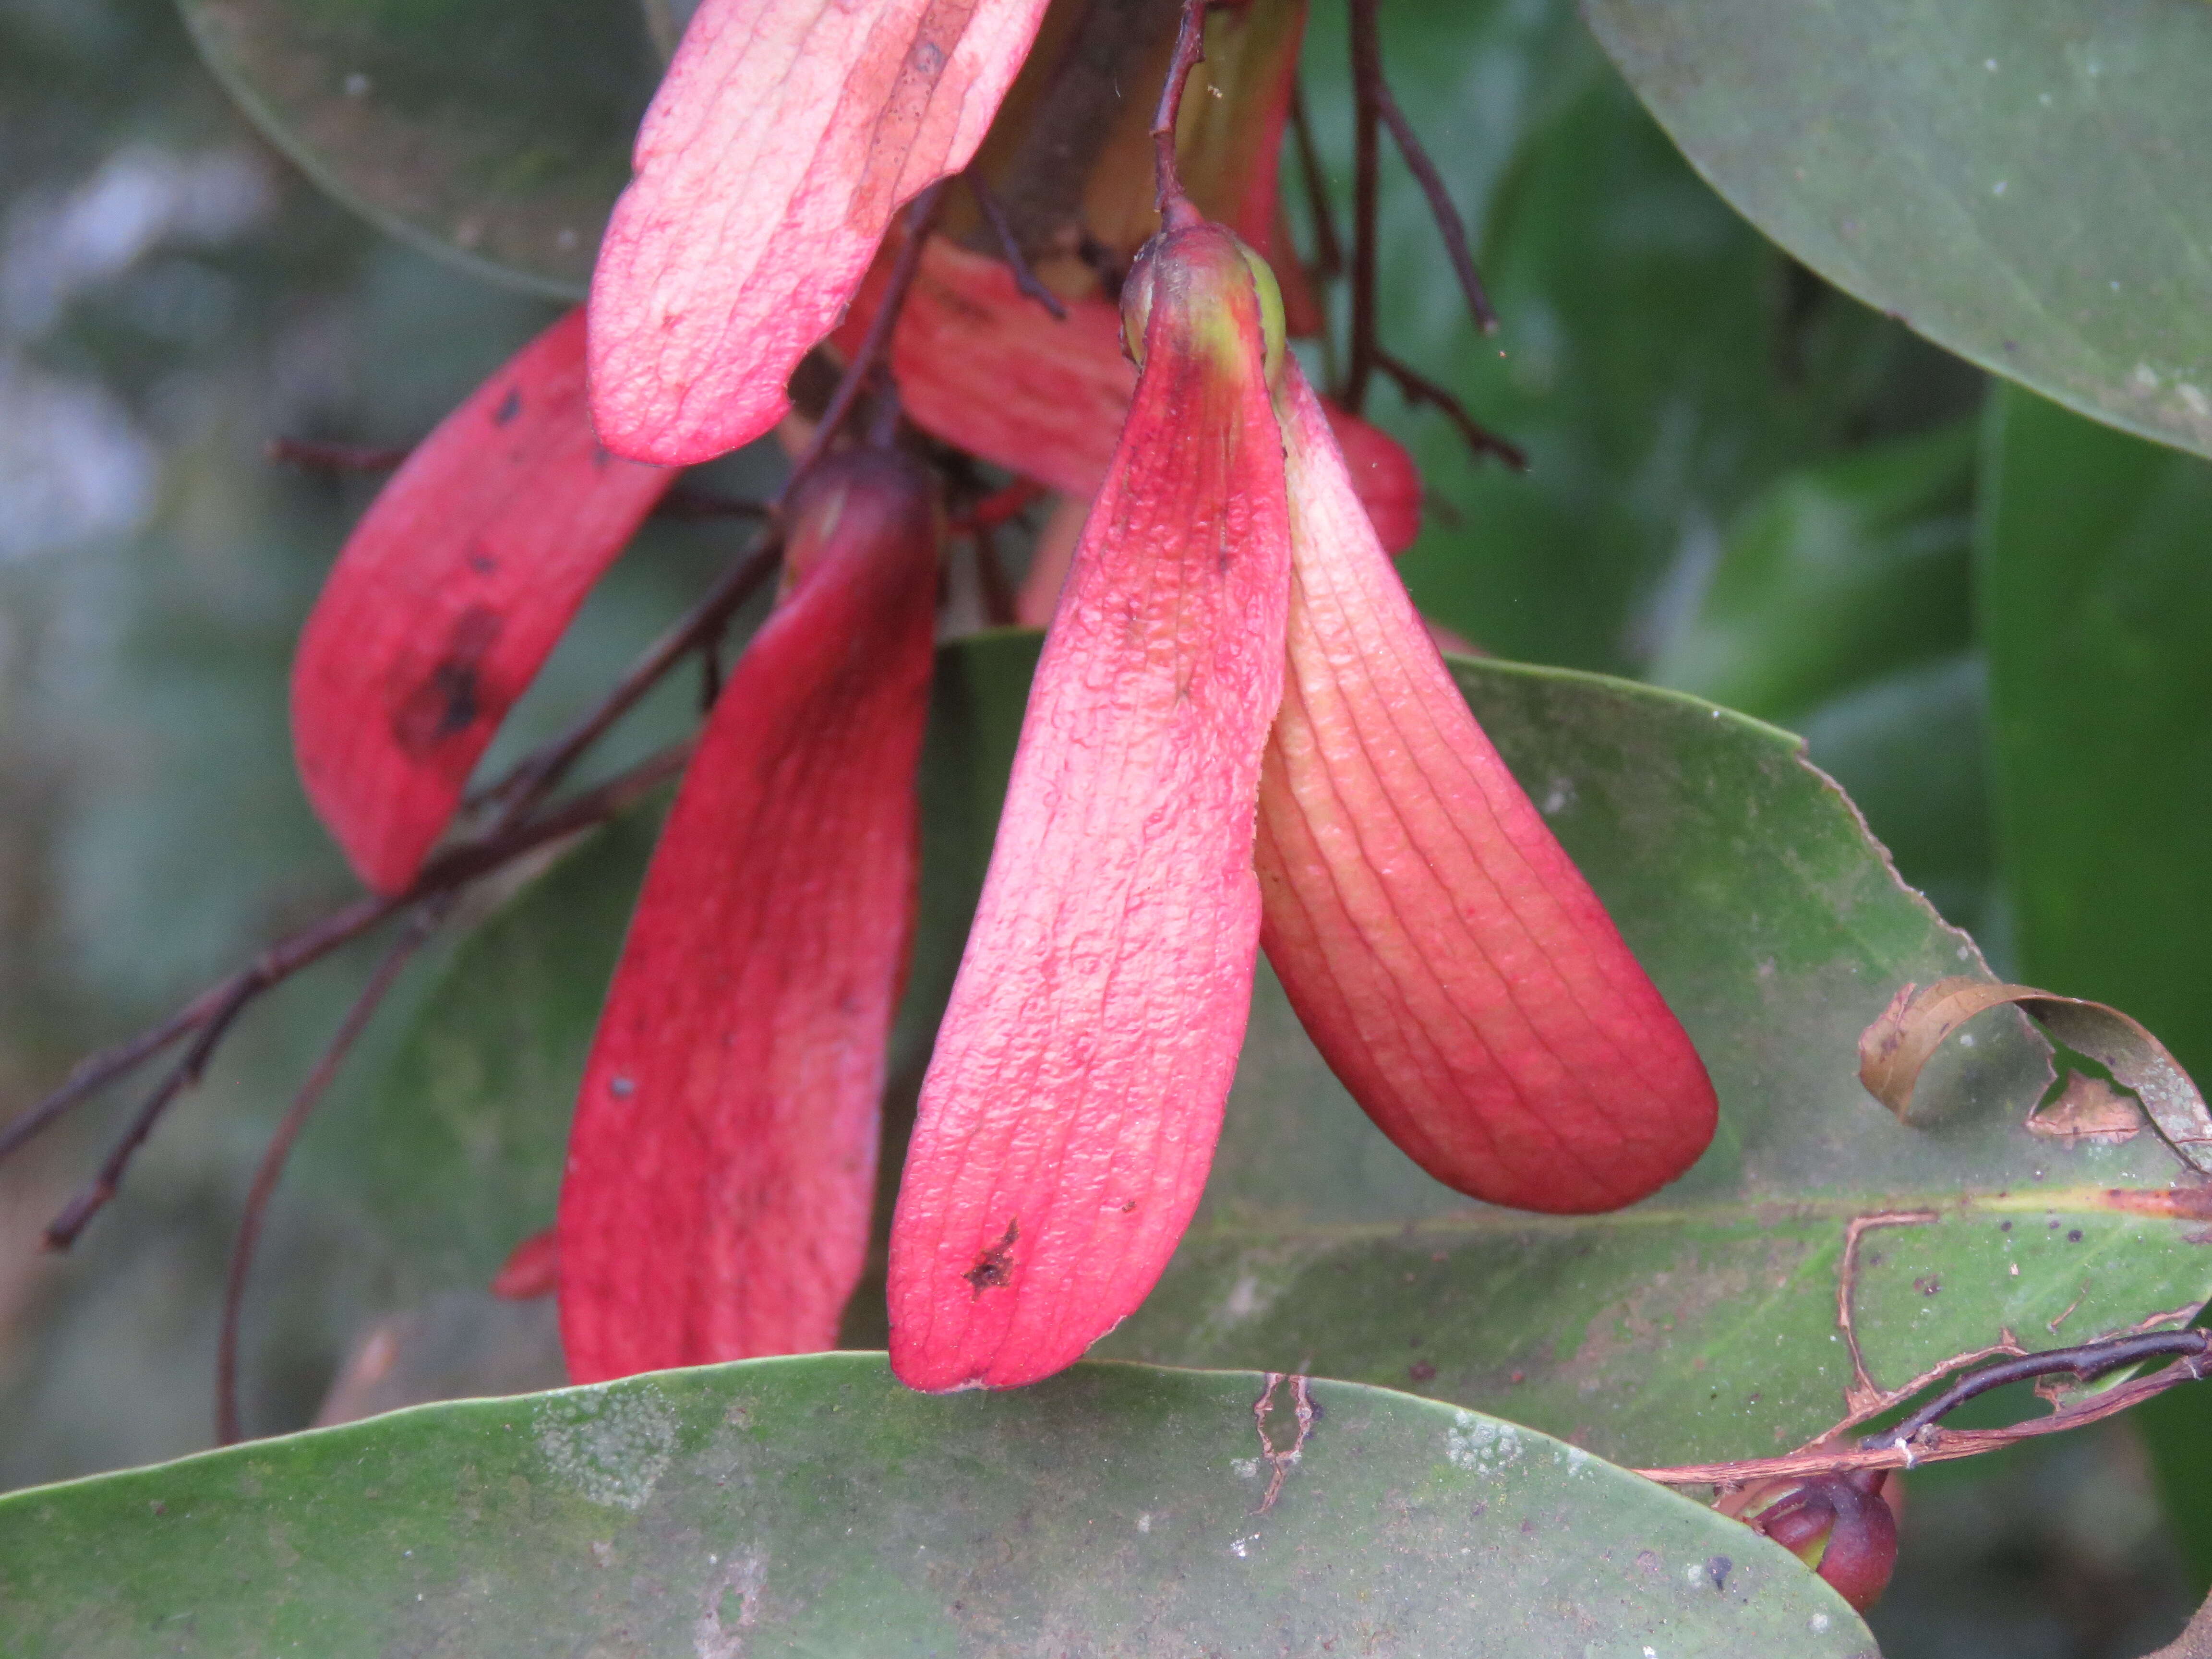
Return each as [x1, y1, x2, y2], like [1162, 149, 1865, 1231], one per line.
[1256, 365, 1716, 1214]
[888, 230, 1291, 1392]
[1322, 400, 1423, 553]
[290, 308, 672, 895]
[558, 454, 938, 1382]
[589, 0, 1053, 464]
[837, 237, 1422, 549]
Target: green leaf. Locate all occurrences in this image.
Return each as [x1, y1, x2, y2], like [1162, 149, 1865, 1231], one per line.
[1978, 385, 2212, 1588]
[0, 1355, 1872, 1655]
[333, 635, 2212, 1473]
[1098, 645, 2211, 1467]
[1585, 0, 2212, 463]
[1979, 384, 2212, 1083]
[1647, 422, 1978, 725]
[174, 0, 660, 298]
[323, 800, 665, 1295]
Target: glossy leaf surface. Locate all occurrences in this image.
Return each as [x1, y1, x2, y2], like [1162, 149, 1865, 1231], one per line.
[0, 1357, 1870, 1657]
[339, 635, 2212, 1470]
[1979, 386, 2212, 1585]
[1111, 645, 2212, 1465]
[175, 0, 659, 296]
[1979, 386, 2212, 1085]
[1586, 0, 2212, 461]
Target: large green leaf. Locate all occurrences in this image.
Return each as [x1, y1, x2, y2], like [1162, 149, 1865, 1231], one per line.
[1647, 422, 1978, 725]
[336, 633, 2212, 1475]
[0, 1354, 1872, 1655]
[1978, 384, 2212, 1587]
[1979, 385, 2212, 1083]
[174, 0, 659, 297]
[1643, 422, 1994, 938]
[1585, 0, 2212, 464]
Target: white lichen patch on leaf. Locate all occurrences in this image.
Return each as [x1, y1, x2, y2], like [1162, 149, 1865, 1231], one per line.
[536, 1388, 679, 1511]
[1445, 1410, 1523, 1475]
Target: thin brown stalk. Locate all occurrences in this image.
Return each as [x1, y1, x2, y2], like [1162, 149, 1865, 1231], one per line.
[1375, 349, 1527, 472]
[789, 180, 950, 484]
[964, 170, 1068, 320]
[1370, 60, 1498, 335]
[1150, 0, 1210, 211]
[1287, 79, 1344, 281]
[1637, 1328, 2212, 1488]
[1344, 0, 1383, 410]
[215, 903, 447, 1444]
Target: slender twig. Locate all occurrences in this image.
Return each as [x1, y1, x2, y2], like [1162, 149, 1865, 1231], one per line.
[1375, 349, 1527, 471]
[481, 537, 781, 822]
[1865, 1330, 2212, 1450]
[1344, 0, 1383, 410]
[790, 180, 950, 485]
[268, 438, 766, 525]
[1287, 79, 1344, 282]
[31, 740, 691, 1248]
[1369, 55, 1498, 335]
[654, 487, 771, 522]
[964, 170, 1067, 320]
[0, 998, 233, 1165]
[265, 437, 410, 473]
[1151, 0, 1211, 211]
[1637, 1327, 2212, 1488]
[42, 973, 269, 1250]
[215, 902, 447, 1444]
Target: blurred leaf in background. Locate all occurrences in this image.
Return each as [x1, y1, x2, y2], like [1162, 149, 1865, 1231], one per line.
[1977, 385, 2212, 1601]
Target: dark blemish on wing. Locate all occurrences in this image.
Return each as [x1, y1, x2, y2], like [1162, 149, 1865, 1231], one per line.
[392, 604, 503, 755]
[964, 1219, 1020, 1298]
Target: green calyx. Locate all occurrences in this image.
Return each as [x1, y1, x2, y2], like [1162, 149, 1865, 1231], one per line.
[1120, 221, 1286, 388]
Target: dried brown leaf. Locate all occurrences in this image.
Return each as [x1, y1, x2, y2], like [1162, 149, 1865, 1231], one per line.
[2026, 1070, 2147, 1145]
[1860, 977, 2212, 1174]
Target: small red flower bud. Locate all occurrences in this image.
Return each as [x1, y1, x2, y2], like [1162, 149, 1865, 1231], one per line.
[1743, 1471, 1900, 1613]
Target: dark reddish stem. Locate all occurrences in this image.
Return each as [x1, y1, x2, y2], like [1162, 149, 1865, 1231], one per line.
[1344, 0, 1383, 412]
[1370, 52, 1498, 336]
[1287, 79, 1344, 282]
[1375, 349, 1527, 472]
[1867, 1329, 2212, 1453]
[215, 902, 446, 1444]
[1151, 0, 1210, 212]
[964, 170, 1067, 320]
[41, 972, 271, 1250]
[266, 437, 411, 472]
[23, 739, 693, 1246]
[789, 180, 949, 483]
[1640, 1326, 2212, 1487]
